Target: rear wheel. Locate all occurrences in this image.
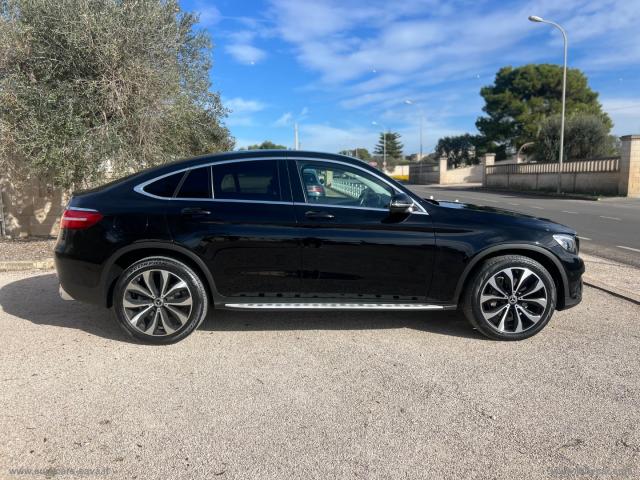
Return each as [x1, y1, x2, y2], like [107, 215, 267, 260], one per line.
[462, 255, 556, 340]
[113, 256, 208, 344]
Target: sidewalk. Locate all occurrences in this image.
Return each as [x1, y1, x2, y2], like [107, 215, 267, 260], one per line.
[581, 253, 640, 304]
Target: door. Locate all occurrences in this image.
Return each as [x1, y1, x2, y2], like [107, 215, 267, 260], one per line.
[166, 159, 301, 297]
[289, 159, 436, 301]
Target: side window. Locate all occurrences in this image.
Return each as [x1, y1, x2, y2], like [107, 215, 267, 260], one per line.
[176, 166, 212, 199]
[143, 171, 184, 198]
[300, 163, 393, 209]
[212, 160, 281, 201]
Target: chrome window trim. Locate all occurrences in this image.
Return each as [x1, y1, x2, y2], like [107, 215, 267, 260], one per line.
[292, 202, 387, 212]
[132, 156, 428, 214]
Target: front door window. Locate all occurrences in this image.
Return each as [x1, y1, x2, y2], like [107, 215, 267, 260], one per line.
[300, 164, 393, 210]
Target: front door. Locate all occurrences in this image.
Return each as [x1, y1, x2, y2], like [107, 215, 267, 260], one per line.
[289, 159, 436, 301]
[166, 159, 301, 297]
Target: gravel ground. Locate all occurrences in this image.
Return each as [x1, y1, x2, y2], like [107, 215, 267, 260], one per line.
[0, 270, 639, 480]
[0, 238, 56, 261]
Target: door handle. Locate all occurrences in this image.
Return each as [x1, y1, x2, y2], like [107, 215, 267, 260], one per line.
[305, 210, 335, 220]
[181, 207, 211, 216]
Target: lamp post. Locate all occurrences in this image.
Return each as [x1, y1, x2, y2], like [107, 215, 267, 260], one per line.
[404, 100, 424, 161]
[372, 121, 387, 170]
[529, 15, 568, 194]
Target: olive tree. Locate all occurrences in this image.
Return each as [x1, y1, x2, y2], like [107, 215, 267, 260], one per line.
[0, 0, 234, 189]
[534, 114, 619, 163]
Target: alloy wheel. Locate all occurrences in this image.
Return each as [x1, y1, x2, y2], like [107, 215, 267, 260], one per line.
[122, 269, 193, 336]
[479, 267, 548, 334]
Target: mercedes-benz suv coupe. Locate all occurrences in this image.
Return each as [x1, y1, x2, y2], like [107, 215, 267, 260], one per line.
[55, 150, 584, 344]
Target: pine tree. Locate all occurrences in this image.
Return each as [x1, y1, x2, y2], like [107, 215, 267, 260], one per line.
[373, 132, 403, 167]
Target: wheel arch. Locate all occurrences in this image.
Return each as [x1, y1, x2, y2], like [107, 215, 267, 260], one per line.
[101, 242, 216, 308]
[453, 244, 568, 308]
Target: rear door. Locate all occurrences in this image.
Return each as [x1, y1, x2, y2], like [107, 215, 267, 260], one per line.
[288, 158, 436, 301]
[165, 159, 301, 297]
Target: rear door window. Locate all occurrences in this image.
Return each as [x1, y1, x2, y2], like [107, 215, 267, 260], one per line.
[212, 160, 281, 201]
[176, 166, 212, 199]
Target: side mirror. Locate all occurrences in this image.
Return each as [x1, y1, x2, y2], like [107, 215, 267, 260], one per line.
[389, 193, 414, 214]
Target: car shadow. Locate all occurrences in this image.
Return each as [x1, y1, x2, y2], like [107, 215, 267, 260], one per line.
[0, 273, 484, 342]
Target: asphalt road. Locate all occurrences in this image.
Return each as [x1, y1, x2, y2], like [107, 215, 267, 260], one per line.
[408, 185, 640, 268]
[1, 270, 639, 480]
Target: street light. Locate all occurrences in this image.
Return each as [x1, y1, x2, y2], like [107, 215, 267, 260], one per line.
[371, 121, 387, 170]
[404, 100, 424, 161]
[529, 14, 568, 194]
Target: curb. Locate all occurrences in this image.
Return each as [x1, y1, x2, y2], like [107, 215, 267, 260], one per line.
[583, 276, 640, 306]
[474, 187, 603, 201]
[0, 258, 55, 272]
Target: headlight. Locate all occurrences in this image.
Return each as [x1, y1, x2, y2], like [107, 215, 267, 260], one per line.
[553, 234, 578, 254]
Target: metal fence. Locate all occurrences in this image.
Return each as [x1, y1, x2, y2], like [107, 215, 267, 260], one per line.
[331, 177, 367, 198]
[486, 157, 619, 176]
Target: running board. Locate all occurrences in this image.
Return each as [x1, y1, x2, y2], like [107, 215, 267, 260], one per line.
[223, 302, 449, 310]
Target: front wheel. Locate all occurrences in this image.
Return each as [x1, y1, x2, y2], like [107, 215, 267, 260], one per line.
[113, 256, 208, 344]
[462, 255, 557, 341]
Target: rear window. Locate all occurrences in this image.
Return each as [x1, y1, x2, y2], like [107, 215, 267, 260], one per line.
[212, 160, 280, 201]
[143, 171, 184, 198]
[176, 166, 212, 199]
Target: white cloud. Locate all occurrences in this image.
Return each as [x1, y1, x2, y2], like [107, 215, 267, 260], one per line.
[267, 0, 639, 106]
[274, 112, 293, 127]
[195, 4, 221, 27]
[225, 43, 266, 65]
[298, 121, 462, 154]
[224, 30, 267, 65]
[601, 98, 640, 135]
[225, 97, 267, 127]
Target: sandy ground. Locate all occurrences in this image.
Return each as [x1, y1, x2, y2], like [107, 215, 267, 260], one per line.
[0, 270, 639, 480]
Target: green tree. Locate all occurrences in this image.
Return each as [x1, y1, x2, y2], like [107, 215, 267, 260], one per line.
[435, 134, 491, 168]
[0, 0, 233, 189]
[244, 141, 287, 150]
[476, 64, 611, 159]
[373, 132, 403, 167]
[534, 114, 620, 163]
[338, 148, 372, 161]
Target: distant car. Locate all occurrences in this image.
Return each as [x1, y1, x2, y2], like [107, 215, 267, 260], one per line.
[303, 170, 325, 198]
[55, 150, 584, 344]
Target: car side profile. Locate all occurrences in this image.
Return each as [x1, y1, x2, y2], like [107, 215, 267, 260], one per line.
[55, 150, 584, 344]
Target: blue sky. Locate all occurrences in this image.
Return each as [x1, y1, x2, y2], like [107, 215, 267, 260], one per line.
[181, 0, 640, 154]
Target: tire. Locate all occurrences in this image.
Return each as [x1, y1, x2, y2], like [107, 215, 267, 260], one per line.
[462, 255, 557, 341]
[112, 256, 208, 344]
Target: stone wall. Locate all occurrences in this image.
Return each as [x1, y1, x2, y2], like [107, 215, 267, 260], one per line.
[409, 156, 486, 185]
[483, 135, 640, 197]
[0, 176, 68, 238]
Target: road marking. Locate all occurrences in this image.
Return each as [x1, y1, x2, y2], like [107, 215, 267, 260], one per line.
[562, 210, 578, 214]
[617, 245, 640, 253]
[508, 202, 520, 206]
[530, 206, 544, 210]
[577, 236, 591, 241]
[599, 216, 621, 221]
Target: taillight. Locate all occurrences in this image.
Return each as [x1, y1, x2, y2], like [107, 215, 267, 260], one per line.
[60, 209, 103, 230]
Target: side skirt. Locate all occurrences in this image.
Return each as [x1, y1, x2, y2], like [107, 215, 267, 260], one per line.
[220, 301, 457, 311]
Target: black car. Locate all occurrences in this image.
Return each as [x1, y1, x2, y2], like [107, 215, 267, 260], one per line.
[55, 150, 584, 344]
